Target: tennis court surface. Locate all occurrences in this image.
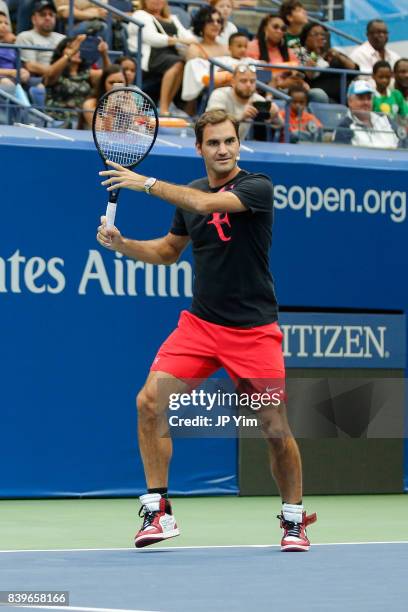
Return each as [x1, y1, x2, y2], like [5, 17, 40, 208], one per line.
[0, 496, 407, 612]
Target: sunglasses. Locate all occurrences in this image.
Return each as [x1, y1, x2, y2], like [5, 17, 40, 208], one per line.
[235, 64, 257, 73]
[207, 17, 223, 24]
[269, 24, 286, 32]
[308, 30, 327, 37]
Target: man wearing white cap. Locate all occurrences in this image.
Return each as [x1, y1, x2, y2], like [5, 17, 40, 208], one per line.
[333, 79, 400, 149]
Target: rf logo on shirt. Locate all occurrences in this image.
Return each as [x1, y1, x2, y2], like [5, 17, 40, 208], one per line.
[207, 213, 231, 242]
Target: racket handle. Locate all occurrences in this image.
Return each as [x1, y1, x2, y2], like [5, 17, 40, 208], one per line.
[105, 201, 117, 229]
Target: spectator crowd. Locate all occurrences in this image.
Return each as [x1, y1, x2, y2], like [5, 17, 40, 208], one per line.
[0, 0, 407, 147]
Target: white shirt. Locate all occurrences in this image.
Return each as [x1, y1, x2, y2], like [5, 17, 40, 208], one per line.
[16, 30, 65, 65]
[217, 21, 238, 47]
[349, 41, 400, 73]
[127, 10, 196, 72]
[206, 86, 264, 139]
[336, 110, 399, 149]
[0, 1, 10, 21]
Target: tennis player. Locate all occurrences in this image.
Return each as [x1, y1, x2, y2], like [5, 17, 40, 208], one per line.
[96, 109, 316, 552]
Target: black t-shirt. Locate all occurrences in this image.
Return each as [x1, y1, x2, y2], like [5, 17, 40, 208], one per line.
[170, 169, 278, 328]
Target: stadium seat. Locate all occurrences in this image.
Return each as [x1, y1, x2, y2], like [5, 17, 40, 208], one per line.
[308, 102, 348, 131]
[108, 0, 133, 10]
[256, 69, 272, 84]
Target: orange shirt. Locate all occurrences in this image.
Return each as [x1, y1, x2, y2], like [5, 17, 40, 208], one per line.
[246, 39, 299, 66]
[279, 108, 322, 132]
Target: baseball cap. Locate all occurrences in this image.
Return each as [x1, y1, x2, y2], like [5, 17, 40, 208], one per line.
[347, 80, 375, 97]
[32, 0, 56, 14]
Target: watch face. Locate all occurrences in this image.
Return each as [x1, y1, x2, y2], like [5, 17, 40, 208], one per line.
[145, 178, 156, 192]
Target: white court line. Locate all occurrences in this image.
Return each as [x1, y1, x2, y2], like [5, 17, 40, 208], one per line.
[14, 123, 75, 142]
[0, 541, 407, 554]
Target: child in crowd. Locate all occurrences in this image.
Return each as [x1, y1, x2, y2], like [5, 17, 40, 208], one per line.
[200, 33, 253, 89]
[182, 31, 253, 104]
[114, 55, 137, 85]
[210, 0, 238, 46]
[279, 84, 321, 141]
[0, 11, 31, 104]
[229, 32, 249, 60]
[279, 0, 308, 57]
[372, 60, 408, 122]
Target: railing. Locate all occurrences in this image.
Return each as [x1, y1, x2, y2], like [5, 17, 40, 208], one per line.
[0, 42, 54, 86]
[257, 63, 370, 105]
[64, 0, 362, 58]
[206, 59, 372, 142]
[0, 88, 56, 126]
[0, 42, 123, 85]
[168, 0, 324, 18]
[265, 0, 362, 44]
[67, 0, 144, 87]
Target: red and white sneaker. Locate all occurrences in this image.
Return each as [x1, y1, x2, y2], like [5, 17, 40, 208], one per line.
[134, 493, 180, 548]
[278, 506, 317, 552]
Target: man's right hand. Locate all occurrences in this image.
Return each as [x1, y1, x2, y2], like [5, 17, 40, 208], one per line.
[97, 216, 124, 251]
[243, 103, 259, 120]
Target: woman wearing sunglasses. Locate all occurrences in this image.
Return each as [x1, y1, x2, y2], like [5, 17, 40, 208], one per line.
[299, 22, 359, 104]
[247, 15, 298, 67]
[181, 6, 230, 111]
[248, 15, 329, 103]
[186, 6, 229, 61]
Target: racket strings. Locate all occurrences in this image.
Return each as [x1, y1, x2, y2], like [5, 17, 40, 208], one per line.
[95, 90, 157, 167]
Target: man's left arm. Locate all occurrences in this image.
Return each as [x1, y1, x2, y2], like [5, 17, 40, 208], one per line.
[100, 161, 247, 214]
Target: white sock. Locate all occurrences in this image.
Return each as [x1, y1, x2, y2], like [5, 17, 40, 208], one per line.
[282, 503, 303, 524]
[139, 493, 161, 512]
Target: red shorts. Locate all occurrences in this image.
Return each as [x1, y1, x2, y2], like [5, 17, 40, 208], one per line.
[150, 310, 285, 394]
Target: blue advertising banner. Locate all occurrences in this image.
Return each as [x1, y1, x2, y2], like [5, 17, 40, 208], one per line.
[0, 127, 407, 495]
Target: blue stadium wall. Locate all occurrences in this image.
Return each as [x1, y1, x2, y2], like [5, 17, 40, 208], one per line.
[0, 127, 407, 496]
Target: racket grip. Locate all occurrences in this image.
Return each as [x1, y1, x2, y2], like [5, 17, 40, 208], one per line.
[105, 202, 117, 229]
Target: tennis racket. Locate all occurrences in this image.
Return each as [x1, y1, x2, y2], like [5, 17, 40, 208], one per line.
[92, 86, 159, 229]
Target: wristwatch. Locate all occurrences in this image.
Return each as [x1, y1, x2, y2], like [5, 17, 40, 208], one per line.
[144, 177, 157, 194]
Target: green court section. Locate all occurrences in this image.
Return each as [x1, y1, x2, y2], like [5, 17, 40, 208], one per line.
[0, 495, 407, 550]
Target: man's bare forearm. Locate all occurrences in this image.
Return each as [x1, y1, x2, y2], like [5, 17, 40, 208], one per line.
[151, 181, 213, 215]
[24, 61, 49, 76]
[116, 237, 177, 265]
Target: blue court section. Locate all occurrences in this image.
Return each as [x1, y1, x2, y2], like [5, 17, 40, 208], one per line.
[1, 126, 407, 496]
[0, 544, 407, 611]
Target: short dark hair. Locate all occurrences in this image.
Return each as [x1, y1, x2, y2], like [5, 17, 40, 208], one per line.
[299, 21, 328, 47]
[95, 64, 123, 100]
[372, 60, 391, 74]
[0, 10, 8, 18]
[114, 55, 137, 67]
[279, 0, 304, 25]
[366, 19, 385, 35]
[394, 58, 408, 71]
[195, 110, 240, 145]
[192, 6, 223, 37]
[228, 32, 249, 45]
[288, 84, 308, 99]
